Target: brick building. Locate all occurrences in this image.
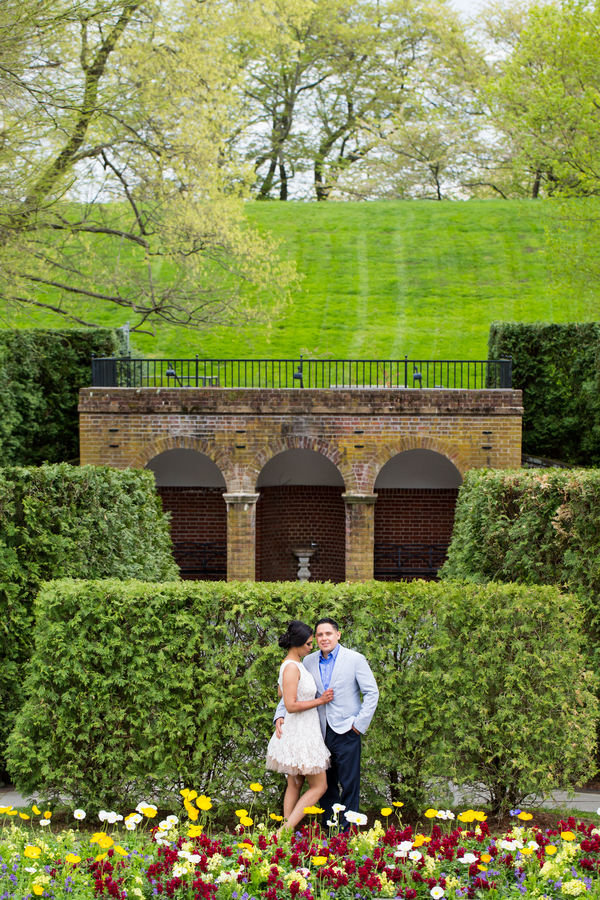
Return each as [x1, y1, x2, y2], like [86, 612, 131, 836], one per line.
[79, 381, 523, 582]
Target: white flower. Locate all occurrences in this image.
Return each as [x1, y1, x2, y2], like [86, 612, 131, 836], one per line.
[354, 813, 368, 825]
[499, 840, 517, 852]
[179, 850, 192, 860]
[298, 868, 311, 877]
[326, 820, 336, 827]
[172, 864, 187, 878]
[189, 854, 202, 864]
[436, 811, 447, 820]
[99, 810, 109, 822]
[596, 807, 600, 817]
[154, 831, 170, 844]
[396, 841, 413, 857]
[332, 804, 346, 813]
[159, 820, 172, 830]
[127, 813, 142, 825]
[39, 819, 51, 827]
[528, 841, 539, 850]
[409, 851, 422, 861]
[458, 853, 477, 864]
[25, 867, 37, 874]
[73, 809, 86, 820]
[445, 811, 455, 820]
[136, 801, 157, 814]
[167, 815, 179, 825]
[125, 820, 137, 831]
[431, 889, 445, 899]
[344, 810, 359, 822]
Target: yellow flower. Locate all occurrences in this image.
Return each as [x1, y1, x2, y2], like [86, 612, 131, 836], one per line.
[473, 812, 487, 822]
[392, 802, 404, 808]
[33, 887, 44, 896]
[0, 806, 11, 813]
[96, 853, 108, 862]
[546, 846, 558, 855]
[188, 825, 203, 838]
[24, 846, 42, 859]
[413, 835, 426, 847]
[521, 848, 534, 855]
[249, 783, 263, 792]
[481, 854, 492, 863]
[561, 832, 576, 842]
[238, 842, 254, 851]
[518, 812, 533, 821]
[270, 814, 284, 821]
[184, 801, 199, 822]
[97, 836, 114, 850]
[235, 809, 248, 818]
[424, 809, 438, 818]
[180, 788, 191, 799]
[43, 811, 52, 819]
[304, 806, 324, 815]
[196, 796, 212, 811]
[19, 812, 30, 820]
[32, 805, 41, 816]
[141, 806, 157, 818]
[240, 816, 254, 827]
[90, 832, 107, 844]
[65, 853, 81, 864]
[114, 846, 128, 856]
[7, 810, 17, 816]
[380, 808, 392, 817]
[187, 790, 198, 800]
[458, 810, 476, 823]
[478, 866, 488, 871]
[312, 856, 328, 866]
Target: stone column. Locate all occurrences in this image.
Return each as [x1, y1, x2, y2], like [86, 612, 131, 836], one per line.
[342, 493, 377, 582]
[223, 493, 260, 582]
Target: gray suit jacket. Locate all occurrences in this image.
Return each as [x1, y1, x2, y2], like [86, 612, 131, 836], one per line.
[274, 645, 379, 738]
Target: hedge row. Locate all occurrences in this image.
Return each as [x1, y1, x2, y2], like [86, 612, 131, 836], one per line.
[442, 467, 600, 674]
[488, 321, 600, 464]
[0, 465, 179, 778]
[7, 579, 596, 817]
[0, 328, 120, 466]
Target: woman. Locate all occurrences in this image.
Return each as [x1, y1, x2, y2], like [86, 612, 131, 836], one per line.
[266, 620, 333, 831]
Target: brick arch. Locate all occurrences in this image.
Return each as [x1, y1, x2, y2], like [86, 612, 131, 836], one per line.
[129, 435, 232, 488]
[242, 437, 349, 493]
[364, 437, 469, 493]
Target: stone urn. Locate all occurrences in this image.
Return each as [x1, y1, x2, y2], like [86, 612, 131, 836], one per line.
[291, 546, 317, 582]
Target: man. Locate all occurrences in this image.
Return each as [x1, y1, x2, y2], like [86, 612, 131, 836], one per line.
[274, 617, 379, 828]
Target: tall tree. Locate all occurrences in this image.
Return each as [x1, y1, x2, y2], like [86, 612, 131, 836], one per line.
[0, 0, 295, 335]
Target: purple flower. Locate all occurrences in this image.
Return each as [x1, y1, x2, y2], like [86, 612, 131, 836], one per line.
[509, 809, 522, 817]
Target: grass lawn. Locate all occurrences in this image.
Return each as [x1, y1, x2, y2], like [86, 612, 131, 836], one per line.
[2, 200, 596, 360]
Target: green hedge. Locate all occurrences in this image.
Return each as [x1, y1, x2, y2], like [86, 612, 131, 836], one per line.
[7, 579, 596, 817]
[0, 465, 179, 780]
[488, 321, 600, 464]
[0, 328, 120, 466]
[442, 467, 600, 671]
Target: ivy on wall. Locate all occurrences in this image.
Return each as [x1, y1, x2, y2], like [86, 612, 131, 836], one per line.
[0, 328, 120, 466]
[488, 321, 600, 464]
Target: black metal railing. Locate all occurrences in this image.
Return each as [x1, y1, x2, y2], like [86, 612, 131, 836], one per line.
[91, 356, 512, 390]
[374, 543, 450, 580]
[173, 542, 226, 578]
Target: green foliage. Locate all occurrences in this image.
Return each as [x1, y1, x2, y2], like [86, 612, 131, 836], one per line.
[488, 321, 600, 464]
[0, 464, 178, 780]
[7, 578, 595, 818]
[442, 468, 600, 673]
[0, 328, 120, 466]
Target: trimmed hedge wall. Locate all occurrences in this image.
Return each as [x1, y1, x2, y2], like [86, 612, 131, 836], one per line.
[7, 579, 596, 817]
[488, 321, 600, 464]
[0, 465, 179, 780]
[442, 467, 600, 672]
[0, 328, 120, 466]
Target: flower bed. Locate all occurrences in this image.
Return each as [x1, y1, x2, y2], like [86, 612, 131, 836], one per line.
[1, 794, 600, 900]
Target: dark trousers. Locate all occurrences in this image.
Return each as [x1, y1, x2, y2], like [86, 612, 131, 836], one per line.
[320, 724, 361, 830]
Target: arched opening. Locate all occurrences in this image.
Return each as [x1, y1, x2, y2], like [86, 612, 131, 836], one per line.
[146, 449, 227, 580]
[255, 449, 346, 583]
[373, 449, 463, 581]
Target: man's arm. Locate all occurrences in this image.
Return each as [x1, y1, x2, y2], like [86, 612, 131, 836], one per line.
[352, 653, 379, 734]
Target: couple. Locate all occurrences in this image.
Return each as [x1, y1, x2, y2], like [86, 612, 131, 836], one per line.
[266, 617, 379, 832]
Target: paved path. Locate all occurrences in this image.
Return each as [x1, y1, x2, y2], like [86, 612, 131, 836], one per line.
[2, 786, 600, 815]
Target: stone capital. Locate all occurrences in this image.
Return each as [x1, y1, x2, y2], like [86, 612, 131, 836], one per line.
[223, 493, 260, 507]
[342, 493, 377, 505]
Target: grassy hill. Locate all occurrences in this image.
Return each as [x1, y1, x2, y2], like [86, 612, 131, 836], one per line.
[3, 200, 596, 361]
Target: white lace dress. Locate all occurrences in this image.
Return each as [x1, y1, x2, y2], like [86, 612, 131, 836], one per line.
[266, 660, 331, 777]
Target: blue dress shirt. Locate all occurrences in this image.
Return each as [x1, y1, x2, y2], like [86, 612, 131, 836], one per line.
[319, 642, 340, 690]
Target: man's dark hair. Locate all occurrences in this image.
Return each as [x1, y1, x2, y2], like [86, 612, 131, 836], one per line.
[315, 617, 340, 632]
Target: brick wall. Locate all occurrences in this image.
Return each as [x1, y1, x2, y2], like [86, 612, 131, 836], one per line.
[256, 486, 345, 583]
[374, 488, 459, 544]
[157, 486, 227, 543]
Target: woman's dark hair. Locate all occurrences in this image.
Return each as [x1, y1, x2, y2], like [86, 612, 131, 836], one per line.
[279, 620, 313, 650]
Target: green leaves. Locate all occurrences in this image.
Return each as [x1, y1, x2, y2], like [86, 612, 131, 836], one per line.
[6, 579, 595, 817]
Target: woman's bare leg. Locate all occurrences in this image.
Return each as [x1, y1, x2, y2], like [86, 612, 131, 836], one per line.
[283, 774, 304, 821]
[283, 772, 327, 833]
